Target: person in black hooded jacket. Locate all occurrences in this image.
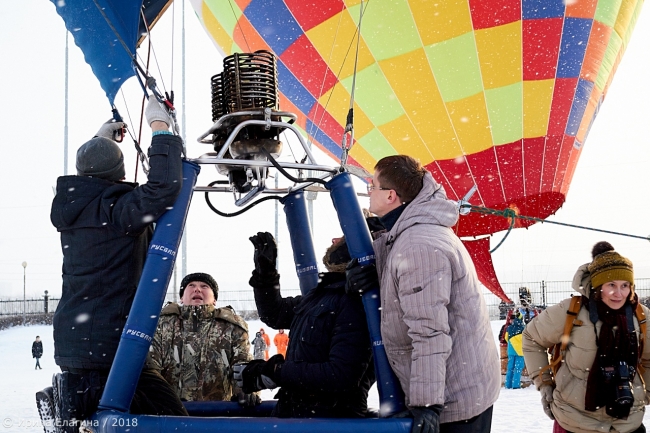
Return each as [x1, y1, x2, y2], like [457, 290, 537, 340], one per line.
[49, 98, 188, 429]
[234, 223, 381, 419]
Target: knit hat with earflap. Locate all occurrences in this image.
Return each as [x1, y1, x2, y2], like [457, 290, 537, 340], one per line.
[322, 216, 385, 273]
[180, 273, 219, 299]
[76, 137, 125, 181]
[588, 251, 634, 290]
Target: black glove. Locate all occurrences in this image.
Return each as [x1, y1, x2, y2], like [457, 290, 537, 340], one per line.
[233, 354, 284, 393]
[345, 258, 379, 296]
[249, 232, 278, 276]
[393, 406, 442, 433]
[230, 390, 262, 407]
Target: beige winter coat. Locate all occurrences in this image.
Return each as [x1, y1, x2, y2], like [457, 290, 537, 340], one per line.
[373, 173, 501, 423]
[523, 272, 650, 433]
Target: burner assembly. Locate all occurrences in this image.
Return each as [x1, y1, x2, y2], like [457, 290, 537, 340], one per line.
[196, 51, 336, 207]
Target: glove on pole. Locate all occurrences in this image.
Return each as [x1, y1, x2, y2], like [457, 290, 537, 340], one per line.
[393, 406, 442, 433]
[230, 391, 262, 407]
[233, 354, 284, 393]
[345, 258, 379, 296]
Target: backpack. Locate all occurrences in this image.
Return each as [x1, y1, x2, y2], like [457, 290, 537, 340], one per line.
[540, 295, 647, 385]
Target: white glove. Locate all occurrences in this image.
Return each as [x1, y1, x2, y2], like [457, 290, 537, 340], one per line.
[540, 385, 555, 420]
[95, 119, 127, 142]
[145, 97, 172, 127]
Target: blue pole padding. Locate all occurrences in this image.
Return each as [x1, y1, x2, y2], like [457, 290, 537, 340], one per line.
[325, 173, 406, 417]
[98, 161, 200, 412]
[281, 191, 319, 295]
[183, 400, 276, 417]
[91, 411, 413, 433]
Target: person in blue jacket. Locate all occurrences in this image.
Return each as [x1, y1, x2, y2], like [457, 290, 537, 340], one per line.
[505, 312, 526, 389]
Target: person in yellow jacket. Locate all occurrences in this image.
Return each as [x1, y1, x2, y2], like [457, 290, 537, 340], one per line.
[504, 312, 525, 389]
[274, 329, 289, 358]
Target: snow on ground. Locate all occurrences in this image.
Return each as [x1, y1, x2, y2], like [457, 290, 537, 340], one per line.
[1, 321, 647, 432]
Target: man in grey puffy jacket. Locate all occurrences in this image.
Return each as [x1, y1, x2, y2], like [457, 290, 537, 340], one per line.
[347, 155, 500, 433]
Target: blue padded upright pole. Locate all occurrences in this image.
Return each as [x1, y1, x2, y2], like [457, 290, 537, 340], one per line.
[326, 173, 406, 417]
[282, 191, 319, 295]
[99, 161, 200, 412]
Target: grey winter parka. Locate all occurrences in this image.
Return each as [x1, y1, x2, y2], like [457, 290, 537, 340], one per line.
[372, 172, 501, 423]
[523, 269, 650, 433]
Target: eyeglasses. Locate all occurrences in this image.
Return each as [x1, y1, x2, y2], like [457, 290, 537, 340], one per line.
[367, 184, 391, 193]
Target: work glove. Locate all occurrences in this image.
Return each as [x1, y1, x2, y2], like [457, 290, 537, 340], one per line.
[145, 97, 172, 127]
[231, 390, 262, 407]
[345, 258, 379, 296]
[392, 406, 442, 433]
[249, 232, 278, 276]
[95, 119, 127, 142]
[540, 384, 555, 420]
[233, 354, 284, 393]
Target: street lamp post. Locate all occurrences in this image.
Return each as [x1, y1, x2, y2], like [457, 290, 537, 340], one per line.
[22, 261, 27, 324]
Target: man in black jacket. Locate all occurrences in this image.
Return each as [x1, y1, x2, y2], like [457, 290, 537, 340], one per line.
[234, 223, 380, 418]
[32, 336, 43, 370]
[49, 98, 188, 430]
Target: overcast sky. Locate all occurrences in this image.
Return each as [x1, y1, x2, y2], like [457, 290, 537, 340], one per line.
[0, 1, 648, 302]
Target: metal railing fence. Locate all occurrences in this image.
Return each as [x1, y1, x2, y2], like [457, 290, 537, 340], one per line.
[0, 297, 60, 316]
[6, 279, 650, 321]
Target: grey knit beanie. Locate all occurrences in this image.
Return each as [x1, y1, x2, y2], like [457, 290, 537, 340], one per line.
[76, 137, 125, 181]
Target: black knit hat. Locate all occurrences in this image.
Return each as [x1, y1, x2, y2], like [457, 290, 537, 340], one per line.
[180, 273, 219, 299]
[76, 137, 125, 181]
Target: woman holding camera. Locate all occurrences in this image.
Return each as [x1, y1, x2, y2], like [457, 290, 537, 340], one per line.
[523, 247, 650, 433]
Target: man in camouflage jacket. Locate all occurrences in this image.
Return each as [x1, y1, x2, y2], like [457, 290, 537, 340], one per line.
[150, 273, 258, 404]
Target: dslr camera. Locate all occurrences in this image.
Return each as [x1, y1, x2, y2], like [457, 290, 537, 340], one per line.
[602, 361, 634, 408]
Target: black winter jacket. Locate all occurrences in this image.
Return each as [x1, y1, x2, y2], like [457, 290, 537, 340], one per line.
[32, 341, 43, 358]
[51, 134, 184, 370]
[252, 271, 375, 418]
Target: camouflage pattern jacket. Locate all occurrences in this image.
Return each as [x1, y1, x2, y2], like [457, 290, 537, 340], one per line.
[150, 303, 252, 401]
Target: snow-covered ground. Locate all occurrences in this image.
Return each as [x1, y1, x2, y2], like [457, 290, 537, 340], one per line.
[1, 321, 645, 432]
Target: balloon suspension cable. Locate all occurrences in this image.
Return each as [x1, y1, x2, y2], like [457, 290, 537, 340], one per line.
[204, 181, 283, 217]
[339, 0, 364, 169]
[92, 0, 182, 157]
[114, 99, 150, 176]
[137, 9, 181, 138]
[461, 204, 650, 253]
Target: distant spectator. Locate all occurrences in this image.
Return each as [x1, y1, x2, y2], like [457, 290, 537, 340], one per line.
[504, 313, 525, 389]
[260, 328, 271, 360]
[32, 336, 43, 370]
[274, 329, 289, 358]
[498, 315, 512, 386]
[252, 332, 267, 360]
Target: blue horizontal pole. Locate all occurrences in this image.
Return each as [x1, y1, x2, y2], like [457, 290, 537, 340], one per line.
[183, 400, 276, 417]
[282, 191, 319, 295]
[92, 411, 412, 433]
[325, 173, 406, 417]
[98, 161, 200, 412]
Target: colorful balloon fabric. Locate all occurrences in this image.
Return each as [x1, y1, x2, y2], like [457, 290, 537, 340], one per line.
[190, 0, 644, 238]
